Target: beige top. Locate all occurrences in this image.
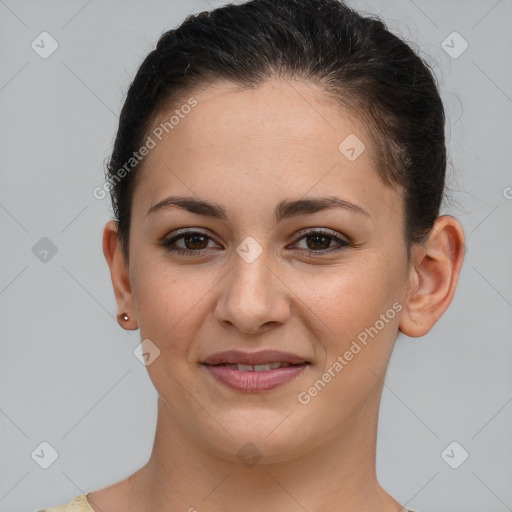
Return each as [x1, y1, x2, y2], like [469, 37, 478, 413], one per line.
[38, 493, 94, 511]
[38, 493, 421, 512]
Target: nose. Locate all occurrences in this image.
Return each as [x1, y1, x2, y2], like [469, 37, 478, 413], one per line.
[214, 248, 291, 335]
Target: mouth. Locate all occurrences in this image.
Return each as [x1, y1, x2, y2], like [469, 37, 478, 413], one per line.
[201, 349, 311, 367]
[201, 350, 312, 392]
[204, 361, 310, 372]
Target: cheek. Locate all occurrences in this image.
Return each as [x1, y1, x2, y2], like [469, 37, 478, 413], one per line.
[131, 258, 216, 351]
[310, 255, 403, 351]
[304, 262, 402, 412]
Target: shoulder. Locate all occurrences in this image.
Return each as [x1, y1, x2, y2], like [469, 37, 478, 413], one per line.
[37, 493, 94, 511]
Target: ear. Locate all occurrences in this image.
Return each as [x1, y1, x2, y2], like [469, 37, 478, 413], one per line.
[399, 215, 465, 337]
[102, 220, 138, 330]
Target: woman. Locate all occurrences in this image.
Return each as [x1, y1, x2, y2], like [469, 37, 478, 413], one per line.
[40, 0, 465, 510]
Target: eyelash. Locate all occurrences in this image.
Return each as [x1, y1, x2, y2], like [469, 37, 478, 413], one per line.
[160, 229, 351, 257]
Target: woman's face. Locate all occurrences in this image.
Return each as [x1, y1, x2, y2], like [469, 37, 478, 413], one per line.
[126, 78, 411, 462]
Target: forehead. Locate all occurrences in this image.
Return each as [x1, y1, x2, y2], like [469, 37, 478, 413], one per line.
[132, 78, 403, 225]
[148, 78, 371, 161]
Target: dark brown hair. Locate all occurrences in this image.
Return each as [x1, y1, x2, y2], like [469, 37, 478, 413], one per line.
[105, 0, 447, 264]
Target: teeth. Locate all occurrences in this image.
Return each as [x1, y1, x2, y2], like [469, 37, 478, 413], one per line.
[235, 362, 290, 371]
[254, 362, 281, 371]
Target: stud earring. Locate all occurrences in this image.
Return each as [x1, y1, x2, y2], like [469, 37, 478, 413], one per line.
[120, 313, 129, 321]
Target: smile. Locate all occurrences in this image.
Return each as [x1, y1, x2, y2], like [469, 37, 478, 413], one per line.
[202, 362, 310, 392]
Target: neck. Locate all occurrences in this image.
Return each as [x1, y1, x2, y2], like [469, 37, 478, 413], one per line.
[126, 385, 403, 512]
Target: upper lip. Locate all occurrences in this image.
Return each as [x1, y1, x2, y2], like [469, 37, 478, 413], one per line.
[202, 350, 310, 366]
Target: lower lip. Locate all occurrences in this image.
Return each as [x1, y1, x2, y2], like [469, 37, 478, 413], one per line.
[203, 363, 309, 392]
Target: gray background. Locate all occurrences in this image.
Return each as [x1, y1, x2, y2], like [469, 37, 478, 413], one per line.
[1, 0, 511, 511]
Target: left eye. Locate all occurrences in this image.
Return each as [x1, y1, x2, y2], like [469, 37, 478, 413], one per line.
[293, 231, 350, 253]
[160, 229, 350, 256]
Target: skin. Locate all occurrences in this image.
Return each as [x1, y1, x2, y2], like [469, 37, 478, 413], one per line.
[95, 78, 465, 512]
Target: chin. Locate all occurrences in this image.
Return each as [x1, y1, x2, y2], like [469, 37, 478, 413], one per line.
[198, 416, 313, 466]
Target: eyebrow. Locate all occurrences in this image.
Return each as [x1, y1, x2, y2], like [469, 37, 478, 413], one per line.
[146, 195, 371, 222]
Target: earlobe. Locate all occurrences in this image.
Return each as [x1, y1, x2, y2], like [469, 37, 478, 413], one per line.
[102, 220, 138, 330]
[399, 215, 465, 338]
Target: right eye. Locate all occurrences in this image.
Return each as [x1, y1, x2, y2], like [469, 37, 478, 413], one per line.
[160, 229, 222, 256]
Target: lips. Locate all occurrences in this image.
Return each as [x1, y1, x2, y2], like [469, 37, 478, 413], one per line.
[203, 359, 310, 392]
[202, 349, 310, 367]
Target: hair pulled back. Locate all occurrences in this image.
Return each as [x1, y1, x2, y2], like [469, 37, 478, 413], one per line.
[105, 0, 447, 264]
